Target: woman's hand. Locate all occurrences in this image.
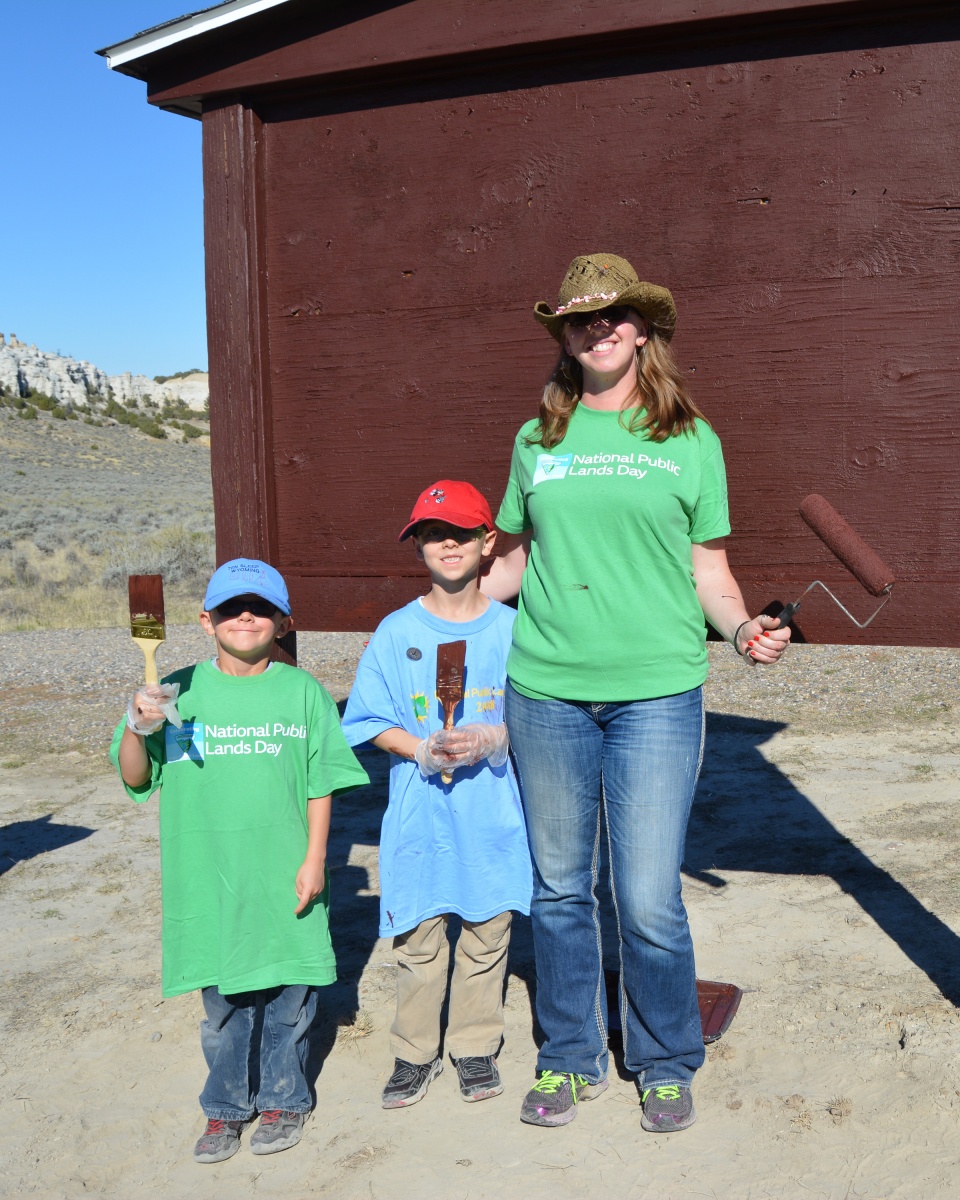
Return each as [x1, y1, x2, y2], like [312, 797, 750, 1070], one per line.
[691, 540, 791, 665]
[734, 615, 791, 664]
[480, 530, 530, 601]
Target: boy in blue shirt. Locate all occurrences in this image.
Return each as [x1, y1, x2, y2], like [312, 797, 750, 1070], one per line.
[342, 480, 532, 1108]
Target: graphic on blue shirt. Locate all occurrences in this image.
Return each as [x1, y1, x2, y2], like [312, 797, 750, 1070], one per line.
[166, 720, 205, 763]
[532, 452, 572, 486]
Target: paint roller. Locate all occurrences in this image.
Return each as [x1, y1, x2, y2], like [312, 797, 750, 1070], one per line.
[775, 494, 896, 630]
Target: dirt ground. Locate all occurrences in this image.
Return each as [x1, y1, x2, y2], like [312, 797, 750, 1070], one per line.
[2, 639, 960, 1199]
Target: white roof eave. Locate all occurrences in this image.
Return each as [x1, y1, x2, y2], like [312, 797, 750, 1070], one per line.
[97, 0, 296, 71]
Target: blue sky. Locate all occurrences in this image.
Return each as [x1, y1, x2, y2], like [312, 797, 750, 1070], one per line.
[0, 3, 208, 377]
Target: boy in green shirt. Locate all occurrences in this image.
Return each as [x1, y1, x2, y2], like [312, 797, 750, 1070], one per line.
[111, 558, 368, 1164]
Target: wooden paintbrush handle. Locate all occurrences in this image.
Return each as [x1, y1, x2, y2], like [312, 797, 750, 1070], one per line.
[133, 636, 161, 686]
[441, 712, 455, 784]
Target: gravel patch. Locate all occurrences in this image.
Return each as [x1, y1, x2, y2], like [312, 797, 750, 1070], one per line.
[0, 627, 956, 766]
[703, 641, 958, 733]
[0, 626, 369, 763]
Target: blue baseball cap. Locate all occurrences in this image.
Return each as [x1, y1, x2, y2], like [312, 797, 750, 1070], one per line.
[203, 558, 291, 615]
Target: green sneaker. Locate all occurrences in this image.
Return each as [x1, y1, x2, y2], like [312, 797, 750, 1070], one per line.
[519, 1070, 608, 1127]
[640, 1084, 696, 1132]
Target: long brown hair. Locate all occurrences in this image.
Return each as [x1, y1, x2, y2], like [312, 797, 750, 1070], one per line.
[527, 325, 709, 448]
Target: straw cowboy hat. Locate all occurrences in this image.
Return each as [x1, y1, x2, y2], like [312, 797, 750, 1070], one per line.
[534, 253, 677, 342]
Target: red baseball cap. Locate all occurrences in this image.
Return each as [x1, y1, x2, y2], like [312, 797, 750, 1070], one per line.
[398, 480, 495, 541]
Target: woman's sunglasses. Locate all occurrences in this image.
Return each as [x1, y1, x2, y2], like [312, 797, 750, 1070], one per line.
[563, 304, 634, 328]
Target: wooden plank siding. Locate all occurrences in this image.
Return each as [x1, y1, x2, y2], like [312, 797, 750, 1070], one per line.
[157, 2, 960, 641]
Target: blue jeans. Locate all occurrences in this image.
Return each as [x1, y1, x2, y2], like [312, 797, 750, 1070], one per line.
[199, 985, 318, 1119]
[505, 683, 706, 1087]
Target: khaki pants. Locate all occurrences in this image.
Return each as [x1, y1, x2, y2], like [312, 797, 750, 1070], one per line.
[390, 911, 513, 1064]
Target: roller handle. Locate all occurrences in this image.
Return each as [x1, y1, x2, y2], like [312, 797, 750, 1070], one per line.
[773, 601, 801, 629]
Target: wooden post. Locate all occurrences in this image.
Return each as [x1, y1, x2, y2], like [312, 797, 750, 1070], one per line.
[201, 98, 278, 566]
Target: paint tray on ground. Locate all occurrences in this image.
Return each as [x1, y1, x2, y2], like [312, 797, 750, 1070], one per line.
[604, 969, 742, 1044]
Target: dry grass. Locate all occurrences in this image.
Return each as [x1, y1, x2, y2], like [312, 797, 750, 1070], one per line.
[335, 1008, 376, 1043]
[1, 410, 213, 632]
[0, 540, 206, 632]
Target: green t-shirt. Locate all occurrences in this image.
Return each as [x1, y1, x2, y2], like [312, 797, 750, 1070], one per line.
[496, 405, 731, 701]
[109, 660, 369, 998]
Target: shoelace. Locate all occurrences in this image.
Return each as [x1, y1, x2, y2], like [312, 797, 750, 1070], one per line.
[643, 1084, 683, 1104]
[258, 1110, 283, 1126]
[202, 1118, 241, 1136]
[457, 1057, 492, 1080]
[532, 1071, 588, 1097]
[391, 1060, 424, 1085]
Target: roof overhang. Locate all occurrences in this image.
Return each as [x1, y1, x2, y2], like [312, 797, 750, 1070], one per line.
[96, 0, 295, 75]
[97, 0, 941, 122]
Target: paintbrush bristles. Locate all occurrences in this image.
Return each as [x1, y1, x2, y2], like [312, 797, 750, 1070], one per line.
[129, 574, 166, 642]
[129, 574, 166, 687]
[436, 640, 466, 721]
[129, 574, 165, 623]
[436, 639, 466, 786]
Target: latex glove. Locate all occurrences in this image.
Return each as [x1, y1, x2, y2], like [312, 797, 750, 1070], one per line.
[414, 731, 455, 778]
[126, 682, 182, 734]
[433, 723, 510, 768]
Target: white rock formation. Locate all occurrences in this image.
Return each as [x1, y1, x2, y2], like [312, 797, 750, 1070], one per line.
[0, 333, 208, 413]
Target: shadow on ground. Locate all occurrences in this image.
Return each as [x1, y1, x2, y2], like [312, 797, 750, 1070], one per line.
[0, 813, 94, 877]
[313, 708, 960, 1087]
[686, 713, 960, 1005]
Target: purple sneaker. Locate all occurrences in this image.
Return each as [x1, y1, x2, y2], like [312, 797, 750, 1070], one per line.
[519, 1071, 608, 1127]
[640, 1084, 696, 1132]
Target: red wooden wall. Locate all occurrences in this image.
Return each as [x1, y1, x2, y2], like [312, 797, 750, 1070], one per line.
[176, 2, 960, 641]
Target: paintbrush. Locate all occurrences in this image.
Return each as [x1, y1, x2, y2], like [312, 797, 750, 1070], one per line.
[436, 640, 466, 784]
[128, 574, 182, 727]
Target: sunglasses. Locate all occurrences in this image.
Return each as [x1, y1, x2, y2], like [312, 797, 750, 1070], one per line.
[416, 524, 487, 544]
[563, 304, 634, 328]
[215, 597, 280, 619]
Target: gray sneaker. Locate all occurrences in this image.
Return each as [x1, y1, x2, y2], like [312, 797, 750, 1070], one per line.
[519, 1071, 608, 1127]
[639, 1084, 696, 1132]
[250, 1109, 307, 1155]
[453, 1055, 503, 1102]
[193, 1118, 245, 1163]
[382, 1057, 443, 1108]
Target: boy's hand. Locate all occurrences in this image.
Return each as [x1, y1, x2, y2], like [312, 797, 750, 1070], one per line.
[433, 723, 510, 769]
[415, 732, 458, 777]
[126, 685, 171, 735]
[294, 859, 326, 914]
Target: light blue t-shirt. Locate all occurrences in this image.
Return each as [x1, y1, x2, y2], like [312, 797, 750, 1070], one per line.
[342, 598, 532, 937]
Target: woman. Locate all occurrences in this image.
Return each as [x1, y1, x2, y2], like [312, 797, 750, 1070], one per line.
[482, 253, 789, 1131]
